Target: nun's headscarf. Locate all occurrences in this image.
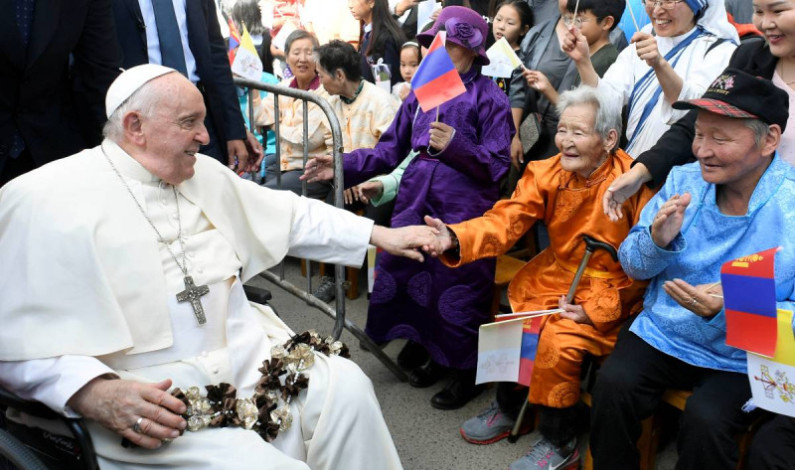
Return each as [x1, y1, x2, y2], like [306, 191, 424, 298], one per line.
[683, 0, 740, 43]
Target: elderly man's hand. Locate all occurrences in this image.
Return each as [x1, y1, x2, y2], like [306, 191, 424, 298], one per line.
[603, 163, 652, 221]
[370, 224, 440, 262]
[663, 278, 724, 318]
[651, 192, 691, 248]
[301, 155, 334, 183]
[557, 296, 595, 325]
[67, 377, 187, 450]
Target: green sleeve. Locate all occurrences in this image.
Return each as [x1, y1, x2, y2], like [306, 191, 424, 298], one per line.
[367, 151, 417, 207]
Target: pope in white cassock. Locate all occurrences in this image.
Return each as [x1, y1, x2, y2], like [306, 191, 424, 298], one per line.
[0, 65, 434, 469]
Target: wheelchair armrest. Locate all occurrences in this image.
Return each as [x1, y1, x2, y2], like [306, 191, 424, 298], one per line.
[0, 386, 59, 421]
[243, 285, 273, 305]
[0, 385, 100, 470]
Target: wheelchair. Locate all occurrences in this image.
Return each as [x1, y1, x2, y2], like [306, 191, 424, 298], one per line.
[0, 286, 273, 470]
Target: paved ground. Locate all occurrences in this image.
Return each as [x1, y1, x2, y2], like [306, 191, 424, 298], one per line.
[249, 258, 678, 470]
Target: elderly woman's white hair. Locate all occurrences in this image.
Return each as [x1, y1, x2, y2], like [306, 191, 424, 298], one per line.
[556, 85, 622, 151]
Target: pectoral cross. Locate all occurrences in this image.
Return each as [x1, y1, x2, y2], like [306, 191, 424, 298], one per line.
[176, 275, 210, 325]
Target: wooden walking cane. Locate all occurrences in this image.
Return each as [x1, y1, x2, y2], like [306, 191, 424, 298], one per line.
[507, 234, 618, 443]
[565, 235, 619, 304]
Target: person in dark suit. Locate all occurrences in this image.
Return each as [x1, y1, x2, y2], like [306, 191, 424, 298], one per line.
[0, 0, 122, 186]
[111, 0, 261, 171]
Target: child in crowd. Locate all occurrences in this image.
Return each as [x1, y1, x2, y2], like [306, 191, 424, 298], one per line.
[487, 0, 533, 95]
[522, 0, 621, 106]
[392, 41, 422, 101]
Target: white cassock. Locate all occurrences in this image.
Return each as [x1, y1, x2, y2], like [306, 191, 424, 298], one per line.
[0, 141, 403, 470]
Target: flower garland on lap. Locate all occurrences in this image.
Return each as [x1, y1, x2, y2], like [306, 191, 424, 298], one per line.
[169, 331, 350, 443]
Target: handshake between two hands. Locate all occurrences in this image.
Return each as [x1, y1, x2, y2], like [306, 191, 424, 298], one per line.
[370, 216, 455, 263]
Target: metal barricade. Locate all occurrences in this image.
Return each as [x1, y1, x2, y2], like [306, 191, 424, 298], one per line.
[234, 77, 407, 382]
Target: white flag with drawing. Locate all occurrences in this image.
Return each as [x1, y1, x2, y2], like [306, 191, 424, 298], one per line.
[231, 24, 263, 82]
[481, 37, 522, 79]
[746, 309, 795, 418]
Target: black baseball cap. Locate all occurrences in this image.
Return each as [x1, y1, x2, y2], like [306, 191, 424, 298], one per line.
[673, 68, 789, 132]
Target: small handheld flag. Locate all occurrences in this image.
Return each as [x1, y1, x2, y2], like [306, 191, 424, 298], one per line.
[517, 317, 542, 386]
[722, 247, 779, 357]
[231, 24, 264, 81]
[476, 310, 557, 385]
[746, 309, 795, 418]
[481, 37, 522, 79]
[411, 32, 467, 112]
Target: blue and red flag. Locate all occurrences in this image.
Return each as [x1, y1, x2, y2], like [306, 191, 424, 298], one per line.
[517, 317, 542, 386]
[722, 247, 779, 357]
[410, 32, 467, 112]
[227, 18, 241, 64]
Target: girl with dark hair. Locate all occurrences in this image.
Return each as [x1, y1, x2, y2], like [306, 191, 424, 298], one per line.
[486, 0, 534, 94]
[391, 41, 422, 101]
[349, 0, 407, 87]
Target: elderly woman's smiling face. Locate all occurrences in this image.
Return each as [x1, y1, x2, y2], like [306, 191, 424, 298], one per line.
[554, 103, 615, 178]
[286, 37, 317, 86]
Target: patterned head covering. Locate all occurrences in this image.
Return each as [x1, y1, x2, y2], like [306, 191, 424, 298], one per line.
[688, 0, 739, 43]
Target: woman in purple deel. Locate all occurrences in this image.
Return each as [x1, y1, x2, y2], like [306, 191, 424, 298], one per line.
[304, 6, 514, 410]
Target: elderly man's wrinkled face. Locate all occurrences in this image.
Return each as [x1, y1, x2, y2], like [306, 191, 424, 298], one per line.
[140, 75, 209, 185]
[693, 111, 776, 187]
[555, 103, 611, 178]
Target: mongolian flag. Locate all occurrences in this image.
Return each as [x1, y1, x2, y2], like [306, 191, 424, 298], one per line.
[227, 18, 241, 64]
[517, 317, 542, 386]
[410, 32, 466, 112]
[722, 247, 779, 357]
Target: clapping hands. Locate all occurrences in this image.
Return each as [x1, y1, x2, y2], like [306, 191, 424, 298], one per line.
[651, 192, 691, 248]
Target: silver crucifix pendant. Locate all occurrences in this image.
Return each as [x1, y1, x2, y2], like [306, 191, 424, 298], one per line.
[176, 275, 210, 325]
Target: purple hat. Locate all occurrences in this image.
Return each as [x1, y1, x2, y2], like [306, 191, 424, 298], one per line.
[417, 6, 490, 65]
